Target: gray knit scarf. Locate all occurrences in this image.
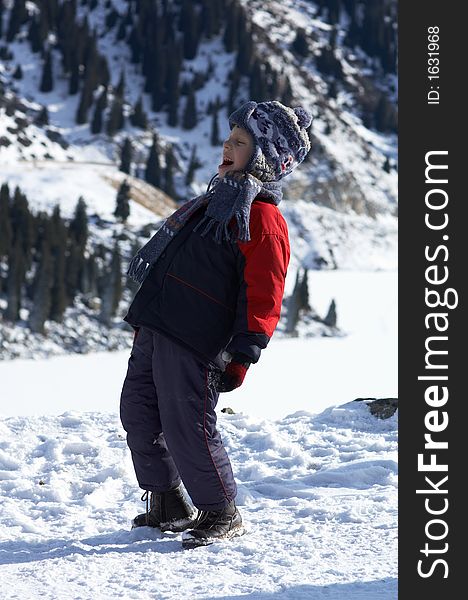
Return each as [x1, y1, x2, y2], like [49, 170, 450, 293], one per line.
[127, 172, 283, 285]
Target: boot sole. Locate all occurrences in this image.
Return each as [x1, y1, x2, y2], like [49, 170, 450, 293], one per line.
[181, 524, 246, 549]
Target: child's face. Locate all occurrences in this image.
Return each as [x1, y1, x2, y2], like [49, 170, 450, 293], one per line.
[218, 125, 255, 177]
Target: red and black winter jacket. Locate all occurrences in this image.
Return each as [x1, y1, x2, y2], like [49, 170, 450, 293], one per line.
[123, 195, 290, 369]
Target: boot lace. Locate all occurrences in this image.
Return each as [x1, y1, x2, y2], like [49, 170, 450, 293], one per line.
[141, 490, 150, 525]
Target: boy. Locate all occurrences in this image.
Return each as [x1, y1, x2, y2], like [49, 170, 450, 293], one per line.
[120, 100, 312, 549]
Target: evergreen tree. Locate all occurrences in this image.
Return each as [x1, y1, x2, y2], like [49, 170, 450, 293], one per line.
[185, 144, 202, 187]
[114, 179, 131, 222]
[299, 268, 310, 312]
[4, 235, 24, 322]
[29, 239, 53, 334]
[145, 134, 161, 188]
[163, 145, 177, 199]
[323, 298, 337, 327]
[222, 0, 239, 53]
[235, 15, 253, 75]
[90, 97, 103, 133]
[120, 137, 133, 175]
[286, 270, 301, 334]
[115, 68, 125, 98]
[0, 183, 12, 257]
[116, 18, 127, 42]
[182, 85, 197, 130]
[64, 244, 81, 306]
[49, 205, 68, 322]
[383, 156, 391, 173]
[375, 93, 397, 132]
[13, 64, 23, 79]
[106, 97, 124, 135]
[69, 54, 80, 95]
[130, 96, 147, 129]
[81, 251, 98, 297]
[291, 29, 309, 57]
[10, 186, 34, 268]
[99, 241, 122, 325]
[210, 106, 220, 146]
[35, 106, 49, 126]
[180, 0, 199, 60]
[28, 14, 44, 54]
[6, 0, 28, 42]
[69, 196, 89, 251]
[40, 49, 54, 93]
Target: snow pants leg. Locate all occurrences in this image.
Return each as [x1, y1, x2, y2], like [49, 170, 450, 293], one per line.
[119, 326, 237, 511]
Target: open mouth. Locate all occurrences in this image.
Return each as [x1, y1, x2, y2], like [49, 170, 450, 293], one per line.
[220, 158, 234, 166]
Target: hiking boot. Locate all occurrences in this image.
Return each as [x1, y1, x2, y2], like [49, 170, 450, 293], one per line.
[131, 484, 198, 532]
[181, 500, 245, 548]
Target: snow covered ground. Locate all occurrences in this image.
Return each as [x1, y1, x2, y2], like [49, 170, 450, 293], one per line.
[0, 401, 397, 599]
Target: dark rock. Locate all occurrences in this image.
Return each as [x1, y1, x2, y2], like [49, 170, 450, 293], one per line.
[221, 407, 235, 415]
[17, 135, 32, 147]
[354, 397, 398, 419]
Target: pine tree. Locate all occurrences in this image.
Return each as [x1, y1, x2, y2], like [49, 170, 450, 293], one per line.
[99, 241, 122, 325]
[0, 183, 12, 257]
[6, 0, 27, 42]
[28, 14, 44, 54]
[222, 0, 239, 53]
[29, 239, 53, 334]
[10, 186, 34, 269]
[116, 18, 127, 41]
[115, 68, 125, 98]
[185, 144, 202, 187]
[299, 268, 311, 312]
[114, 179, 131, 222]
[64, 244, 81, 306]
[5, 235, 25, 322]
[210, 107, 220, 146]
[286, 270, 301, 334]
[180, 0, 199, 60]
[40, 49, 54, 93]
[383, 156, 391, 173]
[49, 206, 68, 322]
[120, 137, 133, 175]
[291, 29, 309, 57]
[35, 106, 49, 126]
[91, 98, 103, 133]
[69, 55, 80, 95]
[130, 96, 147, 129]
[182, 86, 197, 130]
[323, 298, 337, 327]
[145, 134, 161, 188]
[106, 97, 124, 136]
[163, 145, 177, 199]
[69, 196, 89, 251]
[13, 65, 23, 79]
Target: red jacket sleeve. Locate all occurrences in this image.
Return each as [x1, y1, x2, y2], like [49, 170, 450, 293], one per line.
[225, 229, 290, 364]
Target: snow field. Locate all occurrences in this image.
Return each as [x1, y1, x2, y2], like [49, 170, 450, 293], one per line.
[0, 401, 397, 599]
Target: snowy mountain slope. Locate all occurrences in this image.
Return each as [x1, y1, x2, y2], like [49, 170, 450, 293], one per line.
[0, 0, 397, 271]
[0, 400, 397, 599]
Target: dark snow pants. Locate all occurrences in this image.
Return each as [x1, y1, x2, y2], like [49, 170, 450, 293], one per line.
[119, 326, 237, 511]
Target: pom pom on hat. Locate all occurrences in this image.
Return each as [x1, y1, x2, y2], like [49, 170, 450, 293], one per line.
[294, 106, 313, 129]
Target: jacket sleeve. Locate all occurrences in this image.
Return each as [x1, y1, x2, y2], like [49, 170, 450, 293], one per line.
[225, 232, 290, 364]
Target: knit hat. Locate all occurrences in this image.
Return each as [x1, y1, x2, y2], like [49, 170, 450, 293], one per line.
[228, 100, 313, 182]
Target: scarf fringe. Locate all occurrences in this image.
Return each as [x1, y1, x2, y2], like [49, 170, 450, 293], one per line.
[236, 212, 251, 243]
[127, 255, 150, 284]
